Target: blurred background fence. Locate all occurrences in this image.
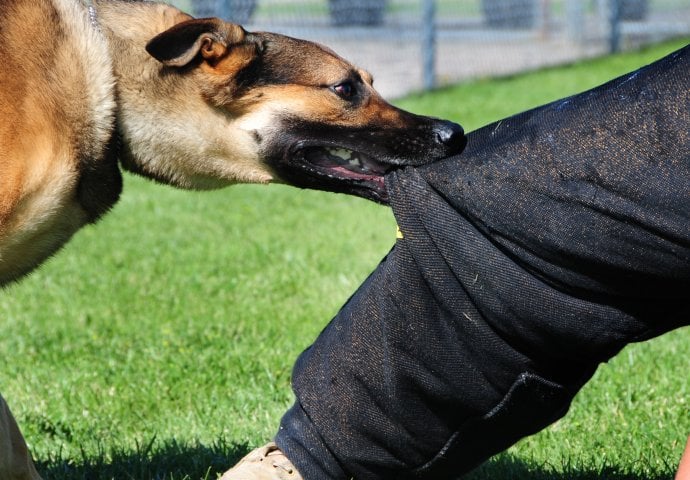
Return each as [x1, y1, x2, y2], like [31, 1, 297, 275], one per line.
[171, 0, 690, 98]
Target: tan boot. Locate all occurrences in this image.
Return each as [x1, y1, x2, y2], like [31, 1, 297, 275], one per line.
[220, 442, 302, 480]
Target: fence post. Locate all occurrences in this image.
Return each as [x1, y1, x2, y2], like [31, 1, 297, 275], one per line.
[565, 0, 585, 43]
[609, 0, 622, 53]
[421, 0, 436, 91]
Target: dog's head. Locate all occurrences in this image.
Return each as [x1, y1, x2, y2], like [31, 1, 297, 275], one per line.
[144, 17, 466, 203]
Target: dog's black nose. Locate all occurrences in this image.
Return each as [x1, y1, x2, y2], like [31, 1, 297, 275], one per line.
[434, 120, 465, 151]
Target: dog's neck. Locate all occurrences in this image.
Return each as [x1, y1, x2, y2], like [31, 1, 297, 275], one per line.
[92, 0, 188, 182]
[92, 0, 273, 190]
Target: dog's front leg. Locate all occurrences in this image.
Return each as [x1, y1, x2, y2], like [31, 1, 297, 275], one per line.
[0, 394, 42, 480]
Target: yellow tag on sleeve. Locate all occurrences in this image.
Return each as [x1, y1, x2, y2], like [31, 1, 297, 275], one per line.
[396, 226, 404, 239]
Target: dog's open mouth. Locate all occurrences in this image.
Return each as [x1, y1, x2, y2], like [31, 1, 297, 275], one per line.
[287, 145, 392, 202]
[303, 147, 389, 181]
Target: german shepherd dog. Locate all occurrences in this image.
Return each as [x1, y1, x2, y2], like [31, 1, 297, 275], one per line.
[0, 0, 465, 476]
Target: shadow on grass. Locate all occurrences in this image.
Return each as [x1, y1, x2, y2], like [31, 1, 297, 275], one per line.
[36, 438, 250, 480]
[37, 442, 676, 480]
[465, 453, 675, 480]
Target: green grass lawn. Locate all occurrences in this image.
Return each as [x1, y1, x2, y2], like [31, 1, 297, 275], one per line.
[1, 39, 689, 479]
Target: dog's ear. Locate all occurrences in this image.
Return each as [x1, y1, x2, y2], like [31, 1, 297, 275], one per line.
[145, 19, 246, 67]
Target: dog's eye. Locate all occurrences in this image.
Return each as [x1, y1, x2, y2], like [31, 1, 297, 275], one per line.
[333, 82, 355, 99]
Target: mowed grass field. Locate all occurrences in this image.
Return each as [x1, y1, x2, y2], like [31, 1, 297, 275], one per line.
[1, 39, 689, 479]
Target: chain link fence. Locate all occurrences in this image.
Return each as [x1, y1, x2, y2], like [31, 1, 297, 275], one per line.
[171, 0, 690, 98]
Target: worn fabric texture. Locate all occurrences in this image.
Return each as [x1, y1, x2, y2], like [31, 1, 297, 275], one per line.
[275, 44, 690, 479]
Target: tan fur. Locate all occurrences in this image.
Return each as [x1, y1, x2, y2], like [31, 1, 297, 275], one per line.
[0, 0, 275, 285]
[0, 0, 115, 284]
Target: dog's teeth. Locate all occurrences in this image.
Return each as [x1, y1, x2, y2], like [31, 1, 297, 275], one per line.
[327, 147, 353, 161]
[325, 147, 370, 171]
[348, 155, 362, 167]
